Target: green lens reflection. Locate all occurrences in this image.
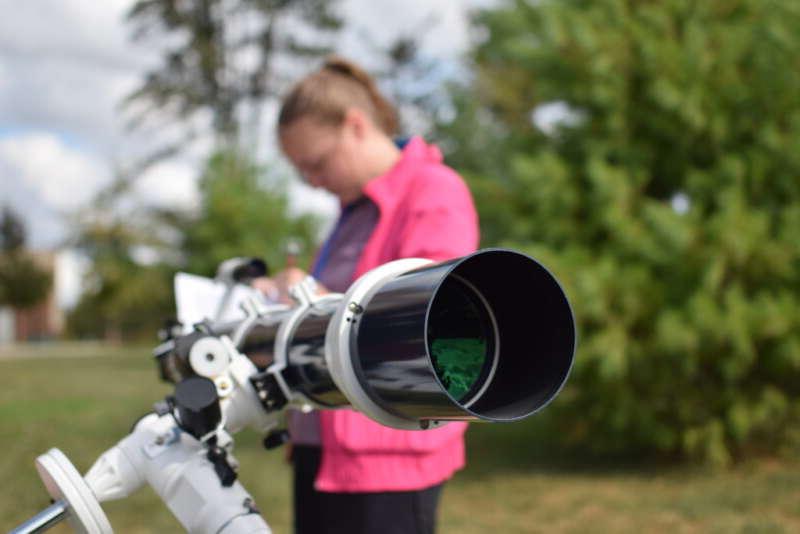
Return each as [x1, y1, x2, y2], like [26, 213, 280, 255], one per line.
[428, 276, 494, 403]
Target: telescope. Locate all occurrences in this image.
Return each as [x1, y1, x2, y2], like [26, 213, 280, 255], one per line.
[11, 249, 576, 534]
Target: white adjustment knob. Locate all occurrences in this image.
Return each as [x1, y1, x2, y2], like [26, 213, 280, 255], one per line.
[189, 336, 231, 378]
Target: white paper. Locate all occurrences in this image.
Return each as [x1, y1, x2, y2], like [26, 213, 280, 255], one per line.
[174, 272, 265, 333]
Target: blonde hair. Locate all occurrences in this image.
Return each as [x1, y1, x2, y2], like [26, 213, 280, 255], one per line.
[278, 56, 399, 135]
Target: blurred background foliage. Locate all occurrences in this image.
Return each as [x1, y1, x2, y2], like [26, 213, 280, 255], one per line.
[0, 207, 52, 309]
[54, 0, 800, 467]
[434, 0, 800, 465]
[66, 149, 319, 341]
[179, 150, 318, 276]
[124, 0, 343, 163]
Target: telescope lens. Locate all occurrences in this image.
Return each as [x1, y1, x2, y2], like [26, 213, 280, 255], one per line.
[427, 275, 496, 405]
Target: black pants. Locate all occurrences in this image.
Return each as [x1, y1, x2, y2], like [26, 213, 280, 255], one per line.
[293, 445, 443, 534]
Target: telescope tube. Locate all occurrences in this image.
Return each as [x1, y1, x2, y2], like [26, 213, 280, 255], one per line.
[325, 249, 576, 429]
[222, 249, 575, 430]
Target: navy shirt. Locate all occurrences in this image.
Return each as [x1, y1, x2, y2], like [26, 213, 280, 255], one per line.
[312, 196, 380, 292]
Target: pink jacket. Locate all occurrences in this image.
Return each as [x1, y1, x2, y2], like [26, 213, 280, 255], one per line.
[315, 137, 480, 492]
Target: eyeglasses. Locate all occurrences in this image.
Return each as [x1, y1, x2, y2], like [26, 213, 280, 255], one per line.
[297, 132, 342, 183]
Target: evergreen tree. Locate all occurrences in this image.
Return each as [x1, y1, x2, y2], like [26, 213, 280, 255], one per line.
[0, 206, 51, 310]
[125, 0, 342, 156]
[440, 0, 800, 464]
[0, 206, 26, 252]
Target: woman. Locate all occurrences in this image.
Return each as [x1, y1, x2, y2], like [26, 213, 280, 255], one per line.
[267, 56, 479, 534]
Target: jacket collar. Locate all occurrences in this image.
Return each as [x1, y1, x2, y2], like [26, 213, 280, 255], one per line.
[361, 136, 441, 213]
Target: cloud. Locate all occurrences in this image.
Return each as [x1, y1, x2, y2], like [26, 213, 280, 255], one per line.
[0, 133, 110, 210]
[338, 0, 475, 60]
[0, 132, 111, 248]
[0, 57, 138, 153]
[0, 0, 154, 154]
[0, 0, 150, 71]
[134, 159, 200, 210]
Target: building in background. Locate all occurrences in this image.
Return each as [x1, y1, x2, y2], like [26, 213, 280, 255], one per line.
[0, 250, 64, 343]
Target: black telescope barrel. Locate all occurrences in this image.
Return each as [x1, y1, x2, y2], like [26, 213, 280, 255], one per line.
[237, 319, 281, 369]
[283, 307, 348, 407]
[236, 298, 348, 407]
[182, 249, 574, 427]
[353, 259, 469, 419]
[352, 249, 575, 423]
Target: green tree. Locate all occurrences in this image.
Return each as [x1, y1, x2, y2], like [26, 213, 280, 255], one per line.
[0, 206, 51, 310]
[440, 0, 800, 464]
[125, 0, 342, 155]
[67, 149, 318, 340]
[66, 210, 176, 341]
[179, 149, 318, 277]
[0, 206, 26, 251]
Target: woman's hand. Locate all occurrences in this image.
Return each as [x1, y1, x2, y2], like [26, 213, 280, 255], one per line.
[274, 267, 309, 298]
[252, 267, 328, 304]
[251, 276, 281, 302]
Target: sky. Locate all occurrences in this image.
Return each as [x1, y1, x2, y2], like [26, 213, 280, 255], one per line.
[0, 0, 490, 308]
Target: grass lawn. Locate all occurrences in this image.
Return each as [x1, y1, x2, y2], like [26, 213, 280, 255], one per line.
[1, 343, 798, 533]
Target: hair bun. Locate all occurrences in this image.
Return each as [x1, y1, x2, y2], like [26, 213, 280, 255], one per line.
[323, 56, 372, 86]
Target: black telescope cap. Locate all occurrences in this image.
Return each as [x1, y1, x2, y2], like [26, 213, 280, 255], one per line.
[174, 376, 221, 439]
